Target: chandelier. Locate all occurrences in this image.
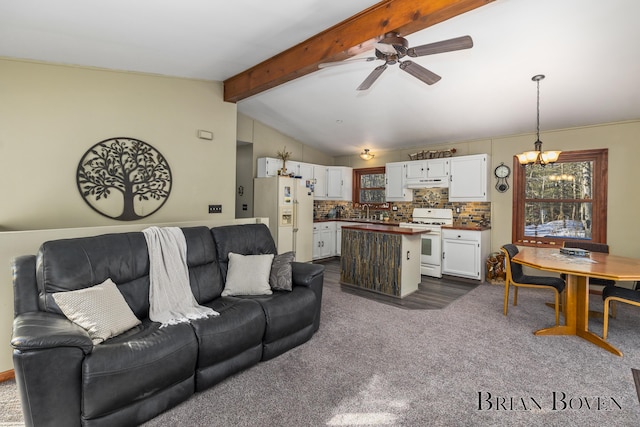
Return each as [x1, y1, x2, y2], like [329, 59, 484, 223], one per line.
[360, 148, 374, 160]
[516, 74, 561, 166]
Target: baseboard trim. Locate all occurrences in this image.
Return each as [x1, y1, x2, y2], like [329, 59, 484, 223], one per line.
[0, 369, 15, 382]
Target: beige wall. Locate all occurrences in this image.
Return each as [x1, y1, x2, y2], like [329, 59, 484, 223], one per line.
[0, 58, 238, 230]
[237, 113, 334, 176]
[0, 58, 241, 372]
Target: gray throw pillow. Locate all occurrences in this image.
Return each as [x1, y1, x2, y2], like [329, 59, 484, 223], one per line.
[52, 278, 141, 345]
[221, 252, 274, 296]
[270, 251, 295, 291]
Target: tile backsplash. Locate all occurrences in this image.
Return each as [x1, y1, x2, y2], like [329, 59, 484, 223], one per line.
[314, 188, 491, 226]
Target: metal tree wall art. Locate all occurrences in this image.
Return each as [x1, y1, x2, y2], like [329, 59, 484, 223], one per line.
[77, 137, 172, 221]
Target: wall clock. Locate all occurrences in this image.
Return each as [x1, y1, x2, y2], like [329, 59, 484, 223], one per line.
[77, 137, 172, 221]
[494, 162, 510, 193]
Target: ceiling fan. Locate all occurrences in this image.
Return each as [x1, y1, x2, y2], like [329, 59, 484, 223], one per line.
[318, 33, 473, 90]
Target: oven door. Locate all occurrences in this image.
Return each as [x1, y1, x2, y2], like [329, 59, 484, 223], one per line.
[420, 232, 442, 271]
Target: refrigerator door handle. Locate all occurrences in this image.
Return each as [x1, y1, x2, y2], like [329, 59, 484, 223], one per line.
[293, 200, 299, 232]
[292, 198, 299, 255]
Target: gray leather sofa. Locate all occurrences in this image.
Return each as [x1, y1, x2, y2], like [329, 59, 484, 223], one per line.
[10, 223, 324, 427]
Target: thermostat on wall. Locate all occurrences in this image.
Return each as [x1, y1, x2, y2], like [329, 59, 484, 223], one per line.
[198, 130, 213, 140]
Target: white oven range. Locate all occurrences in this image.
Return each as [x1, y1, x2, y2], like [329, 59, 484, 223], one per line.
[399, 208, 453, 278]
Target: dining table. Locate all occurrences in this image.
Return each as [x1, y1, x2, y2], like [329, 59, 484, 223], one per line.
[512, 246, 640, 356]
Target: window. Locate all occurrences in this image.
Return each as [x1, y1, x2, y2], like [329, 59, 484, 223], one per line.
[353, 167, 387, 207]
[513, 149, 607, 246]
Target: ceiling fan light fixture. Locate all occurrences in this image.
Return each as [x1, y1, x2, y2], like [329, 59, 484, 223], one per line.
[517, 74, 561, 166]
[360, 149, 374, 160]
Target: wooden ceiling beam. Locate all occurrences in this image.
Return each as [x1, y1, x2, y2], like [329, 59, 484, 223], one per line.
[223, 0, 494, 103]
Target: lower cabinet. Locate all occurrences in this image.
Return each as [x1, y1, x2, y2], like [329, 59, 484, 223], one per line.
[441, 228, 491, 281]
[313, 223, 336, 260]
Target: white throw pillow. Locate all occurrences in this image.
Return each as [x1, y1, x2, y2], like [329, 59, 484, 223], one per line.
[53, 278, 141, 345]
[222, 252, 274, 296]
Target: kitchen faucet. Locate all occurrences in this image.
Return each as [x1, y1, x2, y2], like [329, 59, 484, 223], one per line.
[365, 204, 370, 220]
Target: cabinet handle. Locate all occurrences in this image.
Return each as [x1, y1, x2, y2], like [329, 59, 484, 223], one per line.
[406, 251, 410, 260]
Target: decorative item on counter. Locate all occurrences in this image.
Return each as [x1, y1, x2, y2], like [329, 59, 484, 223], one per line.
[408, 148, 456, 160]
[486, 252, 506, 284]
[478, 215, 490, 227]
[276, 146, 292, 175]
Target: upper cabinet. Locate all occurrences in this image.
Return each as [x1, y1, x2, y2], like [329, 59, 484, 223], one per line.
[326, 166, 353, 201]
[404, 159, 449, 188]
[297, 162, 315, 182]
[256, 157, 283, 178]
[426, 158, 450, 180]
[287, 160, 314, 182]
[385, 161, 413, 201]
[258, 158, 339, 199]
[313, 165, 327, 199]
[449, 154, 490, 202]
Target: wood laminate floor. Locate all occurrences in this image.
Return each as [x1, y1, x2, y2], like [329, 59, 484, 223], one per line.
[314, 257, 479, 310]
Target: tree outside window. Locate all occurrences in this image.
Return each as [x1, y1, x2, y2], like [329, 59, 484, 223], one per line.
[512, 149, 607, 246]
[353, 167, 387, 207]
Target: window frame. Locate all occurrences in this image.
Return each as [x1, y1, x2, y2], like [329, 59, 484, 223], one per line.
[512, 148, 608, 246]
[352, 166, 388, 208]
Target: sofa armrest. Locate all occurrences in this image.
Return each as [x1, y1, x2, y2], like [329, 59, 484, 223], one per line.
[12, 312, 94, 355]
[292, 262, 324, 332]
[291, 262, 325, 287]
[12, 255, 39, 315]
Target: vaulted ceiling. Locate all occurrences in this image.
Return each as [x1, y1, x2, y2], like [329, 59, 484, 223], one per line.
[2, 0, 640, 156]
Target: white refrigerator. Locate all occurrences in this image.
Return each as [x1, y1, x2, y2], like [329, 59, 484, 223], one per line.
[254, 176, 314, 262]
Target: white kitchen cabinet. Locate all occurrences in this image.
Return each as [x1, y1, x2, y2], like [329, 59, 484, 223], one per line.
[286, 160, 301, 176]
[297, 162, 315, 182]
[313, 222, 336, 260]
[385, 161, 413, 201]
[285, 161, 314, 181]
[326, 166, 352, 201]
[313, 165, 327, 199]
[256, 157, 283, 178]
[448, 154, 490, 202]
[441, 228, 491, 281]
[426, 158, 450, 180]
[405, 160, 427, 181]
[405, 159, 449, 188]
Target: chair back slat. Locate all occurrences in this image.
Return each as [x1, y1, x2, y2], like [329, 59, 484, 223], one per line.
[502, 244, 524, 282]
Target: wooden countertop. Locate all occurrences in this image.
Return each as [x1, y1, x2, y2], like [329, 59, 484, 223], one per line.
[341, 223, 430, 235]
[314, 218, 402, 226]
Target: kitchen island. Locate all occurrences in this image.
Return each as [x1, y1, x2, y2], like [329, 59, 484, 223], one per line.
[340, 224, 429, 298]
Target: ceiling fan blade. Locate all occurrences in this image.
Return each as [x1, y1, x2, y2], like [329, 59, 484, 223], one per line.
[399, 61, 441, 85]
[407, 35, 473, 57]
[318, 57, 377, 69]
[357, 64, 387, 90]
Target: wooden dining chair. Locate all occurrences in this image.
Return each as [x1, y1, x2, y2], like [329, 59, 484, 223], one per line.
[602, 283, 640, 339]
[501, 244, 566, 325]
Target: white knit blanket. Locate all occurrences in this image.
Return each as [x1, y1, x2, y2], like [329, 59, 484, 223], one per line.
[143, 226, 218, 327]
